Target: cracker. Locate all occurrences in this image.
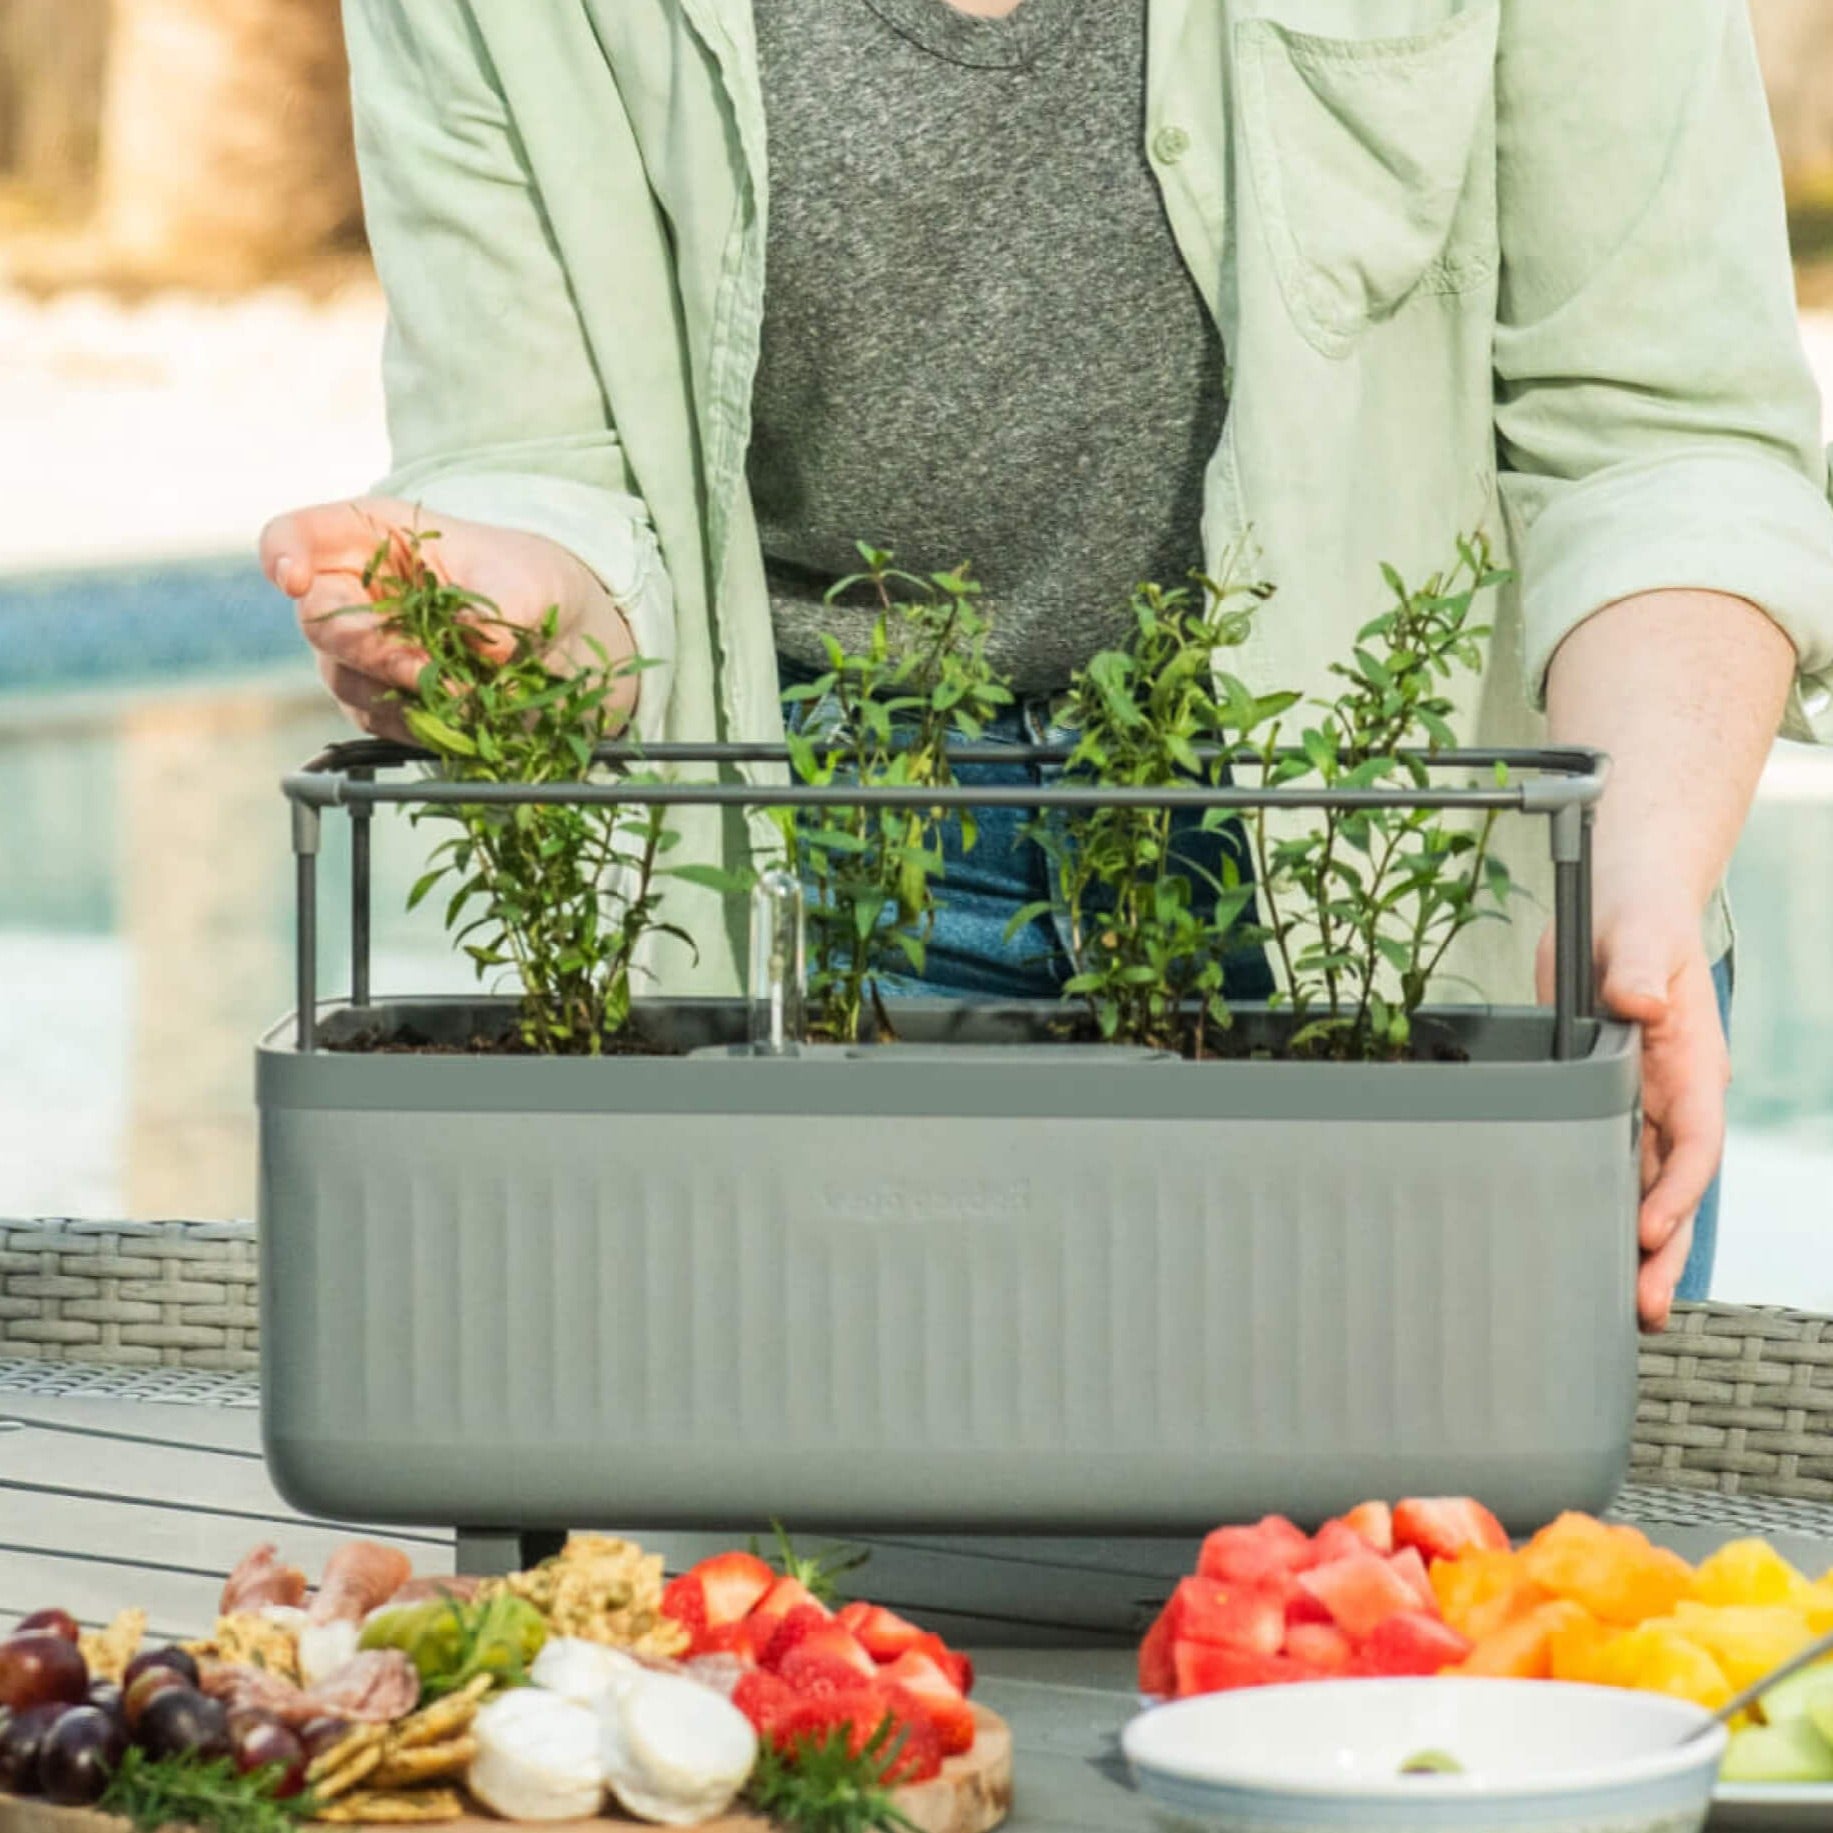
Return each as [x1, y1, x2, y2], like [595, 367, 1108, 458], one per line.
[313, 1786, 466, 1824]
[306, 1741, 384, 1800]
[370, 1735, 477, 1789]
[79, 1607, 147, 1684]
[394, 1674, 490, 1748]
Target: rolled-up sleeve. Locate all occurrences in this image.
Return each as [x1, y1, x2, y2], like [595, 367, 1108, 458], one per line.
[344, 0, 674, 735]
[1493, 0, 1833, 742]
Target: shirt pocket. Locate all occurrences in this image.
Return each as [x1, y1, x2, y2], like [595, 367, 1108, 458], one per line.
[1236, 0, 1501, 357]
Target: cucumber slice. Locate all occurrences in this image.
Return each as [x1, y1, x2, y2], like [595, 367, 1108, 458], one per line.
[1722, 1720, 1833, 1785]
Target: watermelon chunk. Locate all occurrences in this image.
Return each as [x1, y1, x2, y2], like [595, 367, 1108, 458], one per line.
[1173, 1642, 1319, 1698]
[1360, 1611, 1472, 1678]
[1388, 1547, 1436, 1612]
[1283, 1623, 1354, 1673]
[1198, 1518, 1315, 1586]
[1168, 1577, 1285, 1655]
[1296, 1555, 1423, 1639]
[1393, 1498, 1510, 1563]
[1138, 1602, 1176, 1699]
[1310, 1521, 1373, 1568]
[1285, 1587, 1334, 1628]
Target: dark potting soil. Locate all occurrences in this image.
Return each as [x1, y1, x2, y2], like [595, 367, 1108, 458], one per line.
[326, 1023, 683, 1059]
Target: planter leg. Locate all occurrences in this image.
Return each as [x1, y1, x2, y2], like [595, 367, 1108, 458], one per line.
[456, 1527, 568, 1577]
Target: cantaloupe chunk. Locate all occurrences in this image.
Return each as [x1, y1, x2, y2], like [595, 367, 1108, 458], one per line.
[1455, 1600, 1592, 1680]
[1520, 1515, 1692, 1626]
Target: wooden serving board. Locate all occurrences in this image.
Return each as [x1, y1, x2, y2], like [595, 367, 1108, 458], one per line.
[0, 1706, 1011, 1833]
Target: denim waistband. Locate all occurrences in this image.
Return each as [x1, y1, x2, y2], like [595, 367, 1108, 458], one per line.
[776, 651, 1066, 747]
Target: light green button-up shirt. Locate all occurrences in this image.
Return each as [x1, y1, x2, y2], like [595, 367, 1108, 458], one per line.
[346, 0, 1833, 1000]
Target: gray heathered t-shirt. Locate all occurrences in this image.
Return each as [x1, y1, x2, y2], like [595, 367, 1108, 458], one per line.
[749, 0, 1228, 694]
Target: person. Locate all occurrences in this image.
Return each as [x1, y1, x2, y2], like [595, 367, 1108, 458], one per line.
[262, 0, 1833, 1334]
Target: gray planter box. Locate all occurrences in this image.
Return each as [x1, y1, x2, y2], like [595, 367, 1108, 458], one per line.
[256, 995, 1640, 1537]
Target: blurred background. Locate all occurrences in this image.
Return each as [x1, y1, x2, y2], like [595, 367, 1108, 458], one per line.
[0, 1, 1831, 1300]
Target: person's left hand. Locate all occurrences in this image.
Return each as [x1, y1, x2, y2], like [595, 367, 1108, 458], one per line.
[1537, 899, 1729, 1334]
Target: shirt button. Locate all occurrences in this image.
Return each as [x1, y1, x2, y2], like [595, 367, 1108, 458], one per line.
[1152, 124, 1191, 165]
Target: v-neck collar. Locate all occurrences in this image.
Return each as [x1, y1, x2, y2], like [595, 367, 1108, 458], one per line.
[858, 0, 1079, 71]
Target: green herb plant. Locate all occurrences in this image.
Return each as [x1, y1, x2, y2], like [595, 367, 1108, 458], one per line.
[350, 530, 711, 1055]
[778, 546, 1013, 1043]
[747, 1722, 919, 1833]
[1021, 569, 1296, 1055]
[101, 1748, 315, 1833]
[1246, 534, 1518, 1059]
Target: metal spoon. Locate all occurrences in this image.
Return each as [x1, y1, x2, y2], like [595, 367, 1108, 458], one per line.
[1681, 1624, 1833, 1743]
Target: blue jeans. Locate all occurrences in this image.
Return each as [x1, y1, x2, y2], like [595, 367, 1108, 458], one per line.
[780, 662, 1274, 1003]
[1676, 953, 1733, 1302]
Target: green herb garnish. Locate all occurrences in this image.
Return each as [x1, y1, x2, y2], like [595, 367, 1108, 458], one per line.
[752, 1519, 871, 1608]
[747, 1723, 920, 1833]
[101, 1748, 315, 1833]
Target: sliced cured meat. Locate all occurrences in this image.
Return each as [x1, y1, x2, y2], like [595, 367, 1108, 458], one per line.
[304, 1649, 420, 1723]
[307, 1542, 415, 1625]
[200, 1649, 419, 1727]
[220, 1544, 308, 1616]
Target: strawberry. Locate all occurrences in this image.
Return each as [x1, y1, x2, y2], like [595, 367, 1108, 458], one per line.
[761, 1603, 833, 1673]
[1339, 1501, 1395, 1554]
[908, 1630, 974, 1696]
[876, 1695, 944, 1784]
[877, 1649, 975, 1756]
[751, 1574, 830, 1633]
[772, 1686, 942, 1782]
[693, 1549, 776, 1627]
[778, 1623, 879, 1696]
[660, 1572, 709, 1650]
[836, 1600, 926, 1664]
[1392, 1497, 1510, 1563]
[697, 1620, 762, 1667]
[733, 1668, 799, 1736]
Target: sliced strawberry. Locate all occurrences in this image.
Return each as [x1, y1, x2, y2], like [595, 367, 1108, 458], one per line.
[751, 1574, 829, 1632]
[837, 1600, 927, 1664]
[1391, 1498, 1510, 1564]
[773, 1686, 943, 1783]
[908, 1631, 973, 1697]
[1387, 1547, 1436, 1612]
[693, 1550, 776, 1628]
[777, 1623, 878, 1696]
[1282, 1622, 1353, 1673]
[877, 1650, 975, 1756]
[876, 1688, 945, 1784]
[697, 1620, 762, 1667]
[1338, 1502, 1395, 1554]
[1167, 1577, 1284, 1656]
[1197, 1518, 1314, 1587]
[1295, 1554, 1422, 1639]
[1359, 1610, 1472, 1678]
[1173, 1641, 1317, 1697]
[760, 1603, 835, 1674]
[1138, 1601, 1177, 1699]
[661, 1572, 709, 1650]
[733, 1668, 799, 1736]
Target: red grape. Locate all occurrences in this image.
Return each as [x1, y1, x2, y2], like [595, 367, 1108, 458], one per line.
[230, 1716, 307, 1798]
[122, 1665, 190, 1731]
[0, 1635, 88, 1713]
[298, 1715, 351, 1760]
[15, 1611, 79, 1646]
[0, 1703, 73, 1794]
[121, 1646, 200, 1690]
[136, 1688, 230, 1762]
[38, 1706, 125, 1806]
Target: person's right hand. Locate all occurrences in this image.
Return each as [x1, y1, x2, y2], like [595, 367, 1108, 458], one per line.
[259, 496, 636, 743]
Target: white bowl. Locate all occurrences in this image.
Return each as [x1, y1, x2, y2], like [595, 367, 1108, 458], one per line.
[1122, 1679, 1725, 1832]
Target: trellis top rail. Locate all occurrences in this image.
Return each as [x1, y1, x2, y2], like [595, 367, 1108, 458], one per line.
[284, 737, 1609, 816]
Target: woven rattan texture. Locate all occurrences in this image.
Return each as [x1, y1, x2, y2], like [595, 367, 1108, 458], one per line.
[0, 1221, 258, 1371]
[1635, 1302, 1833, 1501]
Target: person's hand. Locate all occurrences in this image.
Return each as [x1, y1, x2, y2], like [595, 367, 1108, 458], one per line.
[259, 496, 635, 742]
[1537, 896, 1729, 1333]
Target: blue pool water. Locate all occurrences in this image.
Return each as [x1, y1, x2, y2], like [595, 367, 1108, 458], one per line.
[1, 556, 1830, 1307]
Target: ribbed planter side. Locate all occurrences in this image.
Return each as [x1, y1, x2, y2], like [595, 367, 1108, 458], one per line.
[0, 1220, 258, 1370]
